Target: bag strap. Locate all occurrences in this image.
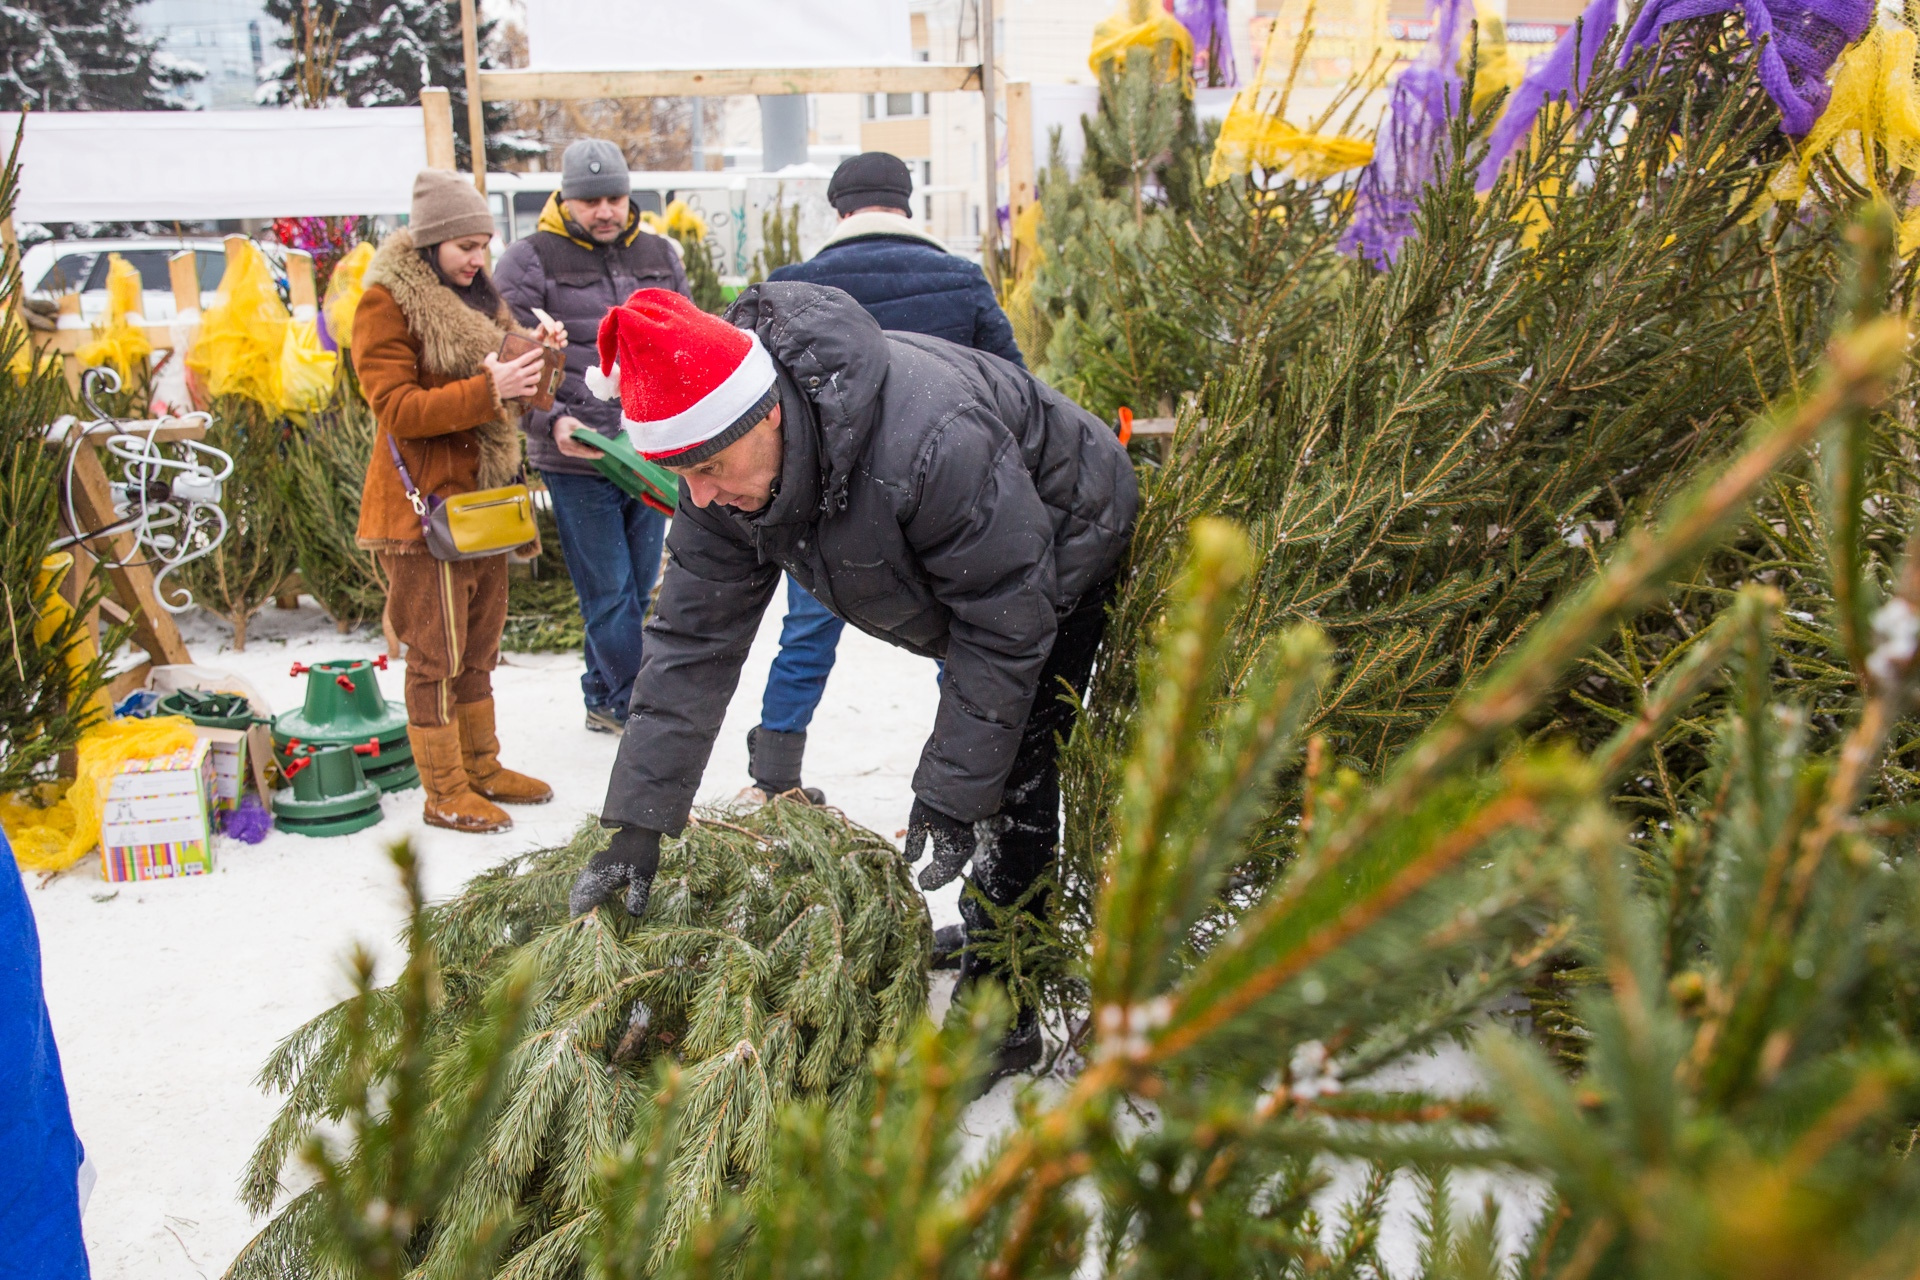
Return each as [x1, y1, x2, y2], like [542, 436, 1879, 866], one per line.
[385, 433, 431, 520]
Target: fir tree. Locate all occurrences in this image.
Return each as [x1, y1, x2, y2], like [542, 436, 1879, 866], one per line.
[0, 0, 201, 111]
[1056, 20, 1877, 992]
[259, 0, 538, 168]
[0, 137, 111, 793]
[174, 399, 298, 651]
[281, 378, 387, 632]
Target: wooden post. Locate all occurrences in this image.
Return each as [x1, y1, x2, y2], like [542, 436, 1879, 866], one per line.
[421, 86, 457, 170]
[1006, 80, 1035, 227]
[168, 251, 200, 312]
[979, 0, 1000, 291]
[459, 0, 488, 195]
[223, 233, 251, 276]
[285, 250, 317, 314]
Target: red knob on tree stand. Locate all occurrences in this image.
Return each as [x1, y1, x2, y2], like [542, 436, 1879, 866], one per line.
[373, 654, 389, 671]
[335, 674, 357, 693]
[352, 738, 381, 758]
[290, 662, 310, 677]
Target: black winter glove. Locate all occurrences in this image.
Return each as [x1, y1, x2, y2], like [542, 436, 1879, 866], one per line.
[569, 825, 662, 918]
[904, 797, 976, 891]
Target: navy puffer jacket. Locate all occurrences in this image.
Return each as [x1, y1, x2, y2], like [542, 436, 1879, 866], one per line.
[766, 212, 1024, 367]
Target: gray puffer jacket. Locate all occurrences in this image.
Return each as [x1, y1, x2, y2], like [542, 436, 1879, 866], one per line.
[601, 282, 1137, 834]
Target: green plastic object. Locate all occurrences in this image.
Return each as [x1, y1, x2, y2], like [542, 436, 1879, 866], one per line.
[570, 427, 679, 515]
[272, 658, 418, 793]
[273, 742, 384, 837]
[157, 689, 258, 730]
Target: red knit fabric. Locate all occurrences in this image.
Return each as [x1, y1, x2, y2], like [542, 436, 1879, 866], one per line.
[595, 288, 754, 423]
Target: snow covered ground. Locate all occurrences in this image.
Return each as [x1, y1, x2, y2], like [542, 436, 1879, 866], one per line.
[26, 595, 956, 1279]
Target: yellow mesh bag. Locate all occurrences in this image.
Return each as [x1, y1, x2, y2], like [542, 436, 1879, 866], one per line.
[1091, 0, 1196, 92]
[322, 241, 374, 351]
[642, 200, 710, 242]
[188, 240, 289, 409]
[279, 317, 338, 414]
[1208, 0, 1382, 185]
[1, 783, 76, 872]
[75, 254, 154, 378]
[1769, 22, 1920, 252]
[2, 716, 198, 872]
[1468, 11, 1530, 118]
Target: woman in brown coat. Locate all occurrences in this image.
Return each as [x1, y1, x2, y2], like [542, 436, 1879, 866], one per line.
[354, 170, 556, 833]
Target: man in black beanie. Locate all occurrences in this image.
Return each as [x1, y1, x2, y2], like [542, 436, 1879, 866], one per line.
[740, 151, 1024, 828]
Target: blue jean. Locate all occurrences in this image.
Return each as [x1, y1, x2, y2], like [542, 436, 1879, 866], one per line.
[760, 576, 846, 733]
[542, 470, 668, 714]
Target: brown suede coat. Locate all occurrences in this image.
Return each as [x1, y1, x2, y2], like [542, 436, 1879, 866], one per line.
[353, 229, 527, 552]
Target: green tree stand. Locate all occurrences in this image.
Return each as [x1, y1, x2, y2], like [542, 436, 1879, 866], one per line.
[271, 657, 418, 792]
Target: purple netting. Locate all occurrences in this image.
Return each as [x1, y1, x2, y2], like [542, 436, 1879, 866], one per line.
[1177, 0, 1240, 86]
[1477, 0, 1871, 189]
[1621, 0, 1870, 133]
[1342, 0, 1472, 267]
[1474, 0, 1617, 190]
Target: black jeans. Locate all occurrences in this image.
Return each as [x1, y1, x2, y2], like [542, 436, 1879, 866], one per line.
[957, 578, 1114, 999]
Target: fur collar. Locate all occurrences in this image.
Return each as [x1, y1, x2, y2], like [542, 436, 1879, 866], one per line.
[365, 228, 524, 488]
[821, 210, 948, 252]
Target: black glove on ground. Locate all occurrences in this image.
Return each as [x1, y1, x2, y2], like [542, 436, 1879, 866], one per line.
[569, 825, 662, 918]
[904, 797, 975, 891]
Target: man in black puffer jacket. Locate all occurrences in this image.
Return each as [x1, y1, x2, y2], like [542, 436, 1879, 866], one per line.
[741, 152, 1024, 811]
[569, 284, 1136, 1078]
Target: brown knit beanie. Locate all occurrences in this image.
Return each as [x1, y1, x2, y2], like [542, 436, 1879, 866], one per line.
[409, 169, 495, 245]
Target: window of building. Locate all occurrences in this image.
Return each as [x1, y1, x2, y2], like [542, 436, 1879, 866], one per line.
[864, 92, 927, 119]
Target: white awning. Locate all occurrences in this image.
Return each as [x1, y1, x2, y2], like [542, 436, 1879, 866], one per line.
[522, 0, 911, 72]
[13, 108, 427, 224]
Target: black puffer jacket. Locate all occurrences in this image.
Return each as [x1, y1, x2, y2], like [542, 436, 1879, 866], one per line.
[601, 282, 1136, 834]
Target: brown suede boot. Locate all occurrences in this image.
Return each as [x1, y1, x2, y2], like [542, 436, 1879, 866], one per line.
[410, 722, 512, 833]
[455, 698, 554, 805]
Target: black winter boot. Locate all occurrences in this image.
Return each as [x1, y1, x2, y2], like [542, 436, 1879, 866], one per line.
[746, 726, 825, 804]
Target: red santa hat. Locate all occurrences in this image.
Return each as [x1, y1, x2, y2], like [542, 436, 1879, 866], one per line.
[584, 288, 778, 464]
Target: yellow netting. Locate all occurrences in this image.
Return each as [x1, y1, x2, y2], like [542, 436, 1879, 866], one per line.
[188, 241, 290, 409]
[1468, 11, 1530, 118]
[323, 241, 374, 351]
[641, 200, 710, 242]
[75, 254, 154, 378]
[2, 716, 198, 872]
[1207, 0, 1383, 184]
[1091, 0, 1196, 93]
[1769, 21, 1920, 252]
[280, 317, 338, 414]
[1004, 202, 1048, 362]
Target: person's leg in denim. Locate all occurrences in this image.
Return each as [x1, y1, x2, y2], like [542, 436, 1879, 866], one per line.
[542, 471, 667, 723]
[746, 578, 846, 795]
[760, 577, 846, 733]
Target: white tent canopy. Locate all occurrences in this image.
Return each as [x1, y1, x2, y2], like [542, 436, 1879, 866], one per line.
[12, 108, 427, 224]
[521, 0, 911, 71]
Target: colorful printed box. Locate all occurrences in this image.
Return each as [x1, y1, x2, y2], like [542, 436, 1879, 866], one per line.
[98, 740, 215, 883]
[191, 724, 271, 813]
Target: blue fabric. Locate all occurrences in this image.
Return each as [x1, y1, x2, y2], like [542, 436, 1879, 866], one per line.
[760, 577, 846, 733]
[767, 235, 1026, 369]
[543, 470, 668, 715]
[755, 230, 1023, 737]
[0, 832, 90, 1280]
